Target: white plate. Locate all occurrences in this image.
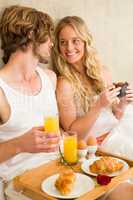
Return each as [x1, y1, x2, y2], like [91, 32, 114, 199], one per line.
[81, 157, 129, 177]
[41, 173, 94, 199]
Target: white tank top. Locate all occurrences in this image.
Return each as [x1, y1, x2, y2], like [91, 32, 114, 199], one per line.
[0, 67, 58, 141]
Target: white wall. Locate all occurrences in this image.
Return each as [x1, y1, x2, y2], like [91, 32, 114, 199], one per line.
[0, 0, 133, 84]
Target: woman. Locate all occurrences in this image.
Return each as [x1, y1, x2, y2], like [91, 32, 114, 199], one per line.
[52, 16, 133, 160]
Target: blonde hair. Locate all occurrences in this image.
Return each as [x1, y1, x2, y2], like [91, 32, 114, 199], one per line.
[52, 16, 105, 112]
[0, 5, 54, 64]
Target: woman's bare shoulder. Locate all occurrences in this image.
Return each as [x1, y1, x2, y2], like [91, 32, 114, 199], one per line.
[57, 76, 73, 93]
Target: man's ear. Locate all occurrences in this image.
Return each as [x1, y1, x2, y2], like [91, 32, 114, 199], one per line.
[27, 30, 34, 40]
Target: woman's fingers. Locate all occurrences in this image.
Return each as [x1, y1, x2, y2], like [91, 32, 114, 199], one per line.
[126, 94, 133, 102]
[109, 87, 120, 97]
[125, 85, 133, 102]
[126, 88, 133, 95]
[108, 85, 115, 91]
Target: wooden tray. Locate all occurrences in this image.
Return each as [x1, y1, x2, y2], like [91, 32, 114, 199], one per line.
[13, 157, 133, 200]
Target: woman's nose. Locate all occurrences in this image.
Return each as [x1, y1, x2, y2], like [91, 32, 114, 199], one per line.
[67, 41, 74, 51]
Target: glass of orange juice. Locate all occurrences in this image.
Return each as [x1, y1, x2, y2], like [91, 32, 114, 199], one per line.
[44, 116, 59, 133]
[63, 132, 78, 165]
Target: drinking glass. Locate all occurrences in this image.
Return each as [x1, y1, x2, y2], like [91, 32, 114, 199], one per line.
[44, 116, 59, 133]
[63, 132, 78, 165]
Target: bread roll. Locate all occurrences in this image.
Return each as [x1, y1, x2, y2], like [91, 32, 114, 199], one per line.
[90, 156, 124, 174]
[55, 170, 76, 195]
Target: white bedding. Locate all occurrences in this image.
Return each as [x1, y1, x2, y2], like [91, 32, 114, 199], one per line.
[99, 104, 133, 161]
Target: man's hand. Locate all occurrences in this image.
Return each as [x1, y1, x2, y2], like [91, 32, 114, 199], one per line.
[17, 126, 60, 153]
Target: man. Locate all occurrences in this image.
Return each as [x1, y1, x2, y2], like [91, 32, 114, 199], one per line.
[0, 5, 59, 199]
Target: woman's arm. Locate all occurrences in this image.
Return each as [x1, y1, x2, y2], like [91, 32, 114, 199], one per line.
[56, 77, 118, 139]
[101, 66, 125, 119]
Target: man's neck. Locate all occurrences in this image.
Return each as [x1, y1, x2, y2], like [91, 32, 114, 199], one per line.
[6, 50, 39, 81]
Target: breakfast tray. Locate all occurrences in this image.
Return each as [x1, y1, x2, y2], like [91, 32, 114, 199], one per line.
[13, 155, 133, 200]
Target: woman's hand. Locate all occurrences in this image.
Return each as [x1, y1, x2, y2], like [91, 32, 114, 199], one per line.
[112, 84, 133, 119]
[17, 126, 60, 153]
[125, 84, 133, 103]
[98, 85, 120, 108]
[116, 84, 133, 109]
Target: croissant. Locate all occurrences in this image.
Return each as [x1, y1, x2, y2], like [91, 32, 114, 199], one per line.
[90, 156, 124, 174]
[55, 170, 76, 195]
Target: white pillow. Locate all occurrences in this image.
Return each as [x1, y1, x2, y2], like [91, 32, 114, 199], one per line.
[100, 104, 133, 161]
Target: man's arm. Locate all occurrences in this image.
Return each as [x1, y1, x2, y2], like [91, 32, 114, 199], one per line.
[0, 88, 59, 163]
[0, 88, 10, 124]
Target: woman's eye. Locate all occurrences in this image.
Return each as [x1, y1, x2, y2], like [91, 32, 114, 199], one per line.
[73, 39, 80, 44]
[60, 40, 67, 46]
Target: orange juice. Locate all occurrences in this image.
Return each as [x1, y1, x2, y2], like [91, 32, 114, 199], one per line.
[44, 116, 59, 133]
[64, 134, 77, 164]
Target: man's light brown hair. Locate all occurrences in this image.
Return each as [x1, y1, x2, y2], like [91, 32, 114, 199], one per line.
[0, 5, 54, 63]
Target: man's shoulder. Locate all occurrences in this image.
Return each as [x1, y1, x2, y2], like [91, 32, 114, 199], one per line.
[0, 87, 9, 123]
[44, 68, 56, 78]
[43, 68, 57, 90]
